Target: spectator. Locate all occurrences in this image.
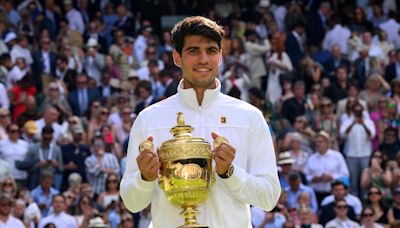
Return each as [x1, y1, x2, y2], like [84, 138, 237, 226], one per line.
[285, 171, 318, 213]
[266, 32, 293, 104]
[322, 14, 351, 55]
[296, 205, 322, 228]
[361, 151, 393, 201]
[97, 173, 120, 209]
[323, 44, 351, 78]
[38, 194, 77, 228]
[31, 172, 59, 217]
[0, 194, 24, 227]
[364, 186, 389, 226]
[83, 39, 105, 86]
[24, 126, 63, 189]
[325, 199, 360, 228]
[244, 29, 270, 90]
[340, 102, 376, 196]
[63, 0, 85, 34]
[314, 97, 339, 150]
[303, 131, 349, 203]
[251, 206, 286, 228]
[287, 133, 310, 172]
[285, 21, 306, 71]
[361, 206, 385, 228]
[282, 80, 307, 125]
[379, 128, 400, 161]
[60, 124, 91, 192]
[84, 135, 120, 196]
[68, 74, 100, 116]
[35, 105, 65, 142]
[0, 124, 29, 188]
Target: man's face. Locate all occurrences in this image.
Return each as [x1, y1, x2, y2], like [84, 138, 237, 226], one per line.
[332, 184, 346, 199]
[336, 68, 347, 81]
[293, 85, 305, 98]
[334, 201, 348, 218]
[289, 178, 300, 190]
[52, 195, 64, 214]
[173, 35, 221, 90]
[42, 133, 53, 145]
[315, 136, 328, 153]
[41, 178, 53, 190]
[0, 200, 11, 216]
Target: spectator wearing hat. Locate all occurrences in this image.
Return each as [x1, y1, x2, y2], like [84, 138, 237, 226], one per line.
[325, 199, 360, 228]
[3, 32, 17, 51]
[83, 39, 105, 86]
[0, 194, 24, 227]
[38, 194, 76, 228]
[0, 124, 29, 188]
[60, 124, 91, 192]
[277, 151, 297, 189]
[63, 0, 85, 34]
[84, 22, 108, 55]
[319, 180, 358, 226]
[303, 131, 349, 204]
[87, 216, 109, 228]
[285, 171, 318, 213]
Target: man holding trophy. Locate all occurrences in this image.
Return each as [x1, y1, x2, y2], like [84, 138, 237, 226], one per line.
[120, 16, 281, 228]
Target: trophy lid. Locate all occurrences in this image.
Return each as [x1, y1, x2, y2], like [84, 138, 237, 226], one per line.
[158, 112, 211, 162]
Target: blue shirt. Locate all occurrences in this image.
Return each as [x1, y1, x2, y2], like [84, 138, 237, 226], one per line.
[31, 186, 59, 217]
[284, 184, 318, 213]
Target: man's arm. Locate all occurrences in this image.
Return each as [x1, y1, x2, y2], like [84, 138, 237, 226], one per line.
[120, 115, 156, 213]
[218, 110, 281, 211]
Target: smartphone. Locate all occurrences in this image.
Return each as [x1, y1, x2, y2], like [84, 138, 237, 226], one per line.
[105, 132, 113, 144]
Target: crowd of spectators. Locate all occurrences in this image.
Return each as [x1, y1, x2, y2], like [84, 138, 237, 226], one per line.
[0, 0, 399, 227]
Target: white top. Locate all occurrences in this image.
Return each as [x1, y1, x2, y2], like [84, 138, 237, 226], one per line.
[0, 139, 29, 179]
[326, 218, 360, 228]
[10, 44, 33, 65]
[251, 207, 286, 228]
[322, 24, 351, 54]
[321, 194, 363, 216]
[35, 118, 67, 143]
[38, 212, 77, 228]
[379, 19, 400, 44]
[303, 149, 349, 192]
[340, 116, 376, 158]
[66, 8, 85, 34]
[120, 79, 280, 228]
[0, 215, 25, 228]
[0, 83, 9, 109]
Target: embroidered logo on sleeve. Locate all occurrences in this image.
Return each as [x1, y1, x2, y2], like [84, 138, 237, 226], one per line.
[221, 117, 226, 124]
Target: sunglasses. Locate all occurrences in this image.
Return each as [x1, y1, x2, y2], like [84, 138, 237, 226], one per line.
[100, 111, 109, 115]
[336, 205, 347, 209]
[363, 213, 374, 217]
[0, 114, 9, 118]
[122, 218, 133, 223]
[107, 179, 118, 183]
[0, 203, 11, 207]
[9, 129, 19, 133]
[2, 182, 13, 186]
[321, 104, 331, 108]
[373, 155, 382, 158]
[369, 191, 381, 195]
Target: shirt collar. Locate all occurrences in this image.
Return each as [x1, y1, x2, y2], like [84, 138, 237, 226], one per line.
[177, 78, 221, 109]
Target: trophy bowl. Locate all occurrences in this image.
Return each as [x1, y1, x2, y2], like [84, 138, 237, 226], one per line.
[158, 112, 214, 228]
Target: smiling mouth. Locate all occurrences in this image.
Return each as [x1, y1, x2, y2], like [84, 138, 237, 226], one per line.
[194, 67, 212, 72]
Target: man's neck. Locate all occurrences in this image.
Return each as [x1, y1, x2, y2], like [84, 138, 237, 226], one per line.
[0, 214, 9, 222]
[183, 80, 217, 106]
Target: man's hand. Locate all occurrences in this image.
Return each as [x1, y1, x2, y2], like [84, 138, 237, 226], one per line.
[211, 132, 235, 175]
[137, 136, 160, 181]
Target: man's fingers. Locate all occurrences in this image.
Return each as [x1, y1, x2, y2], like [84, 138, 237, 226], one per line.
[137, 151, 155, 164]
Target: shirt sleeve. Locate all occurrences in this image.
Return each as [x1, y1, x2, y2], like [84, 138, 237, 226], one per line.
[218, 110, 281, 211]
[120, 115, 156, 213]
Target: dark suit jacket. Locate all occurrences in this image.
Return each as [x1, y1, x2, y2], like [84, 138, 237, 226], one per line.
[97, 85, 120, 97]
[323, 57, 351, 77]
[68, 88, 100, 116]
[63, 69, 78, 91]
[84, 33, 108, 55]
[285, 32, 305, 71]
[319, 202, 357, 226]
[385, 63, 398, 84]
[113, 16, 136, 37]
[307, 11, 326, 47]
[164, 80, 179, 98]
[31, 50, 56, 91]
[61, 143, 91, 192]
[353, 57, 368, 89]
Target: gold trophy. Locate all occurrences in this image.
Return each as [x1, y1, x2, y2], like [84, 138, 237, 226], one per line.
[157, 112, 215, 228]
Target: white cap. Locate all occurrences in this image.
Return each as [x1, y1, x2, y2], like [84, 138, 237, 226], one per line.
[4, 32, 16, 43]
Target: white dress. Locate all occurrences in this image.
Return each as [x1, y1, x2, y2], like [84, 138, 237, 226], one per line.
[266, 52, 293, 104]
